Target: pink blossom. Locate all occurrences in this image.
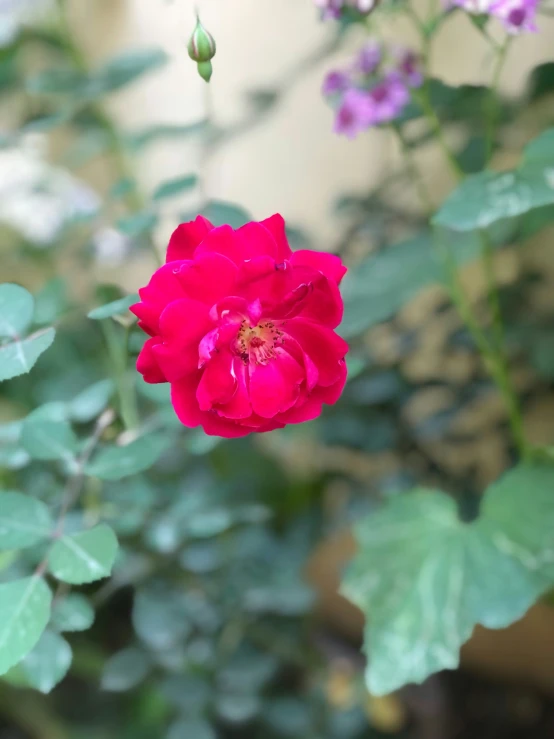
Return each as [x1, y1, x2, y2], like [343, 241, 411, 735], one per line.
[355, 42, 382, 75]
[322, 70, 351, 96]
[132, 215, 348, 438]
[333, 88, 375, 138]
[489, 0, 538, 32]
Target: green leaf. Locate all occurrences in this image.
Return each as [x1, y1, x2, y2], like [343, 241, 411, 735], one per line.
[51, 594, 95, 633]
[132, 586, 191, 651]
[33, 277, 69, 326]
[0, 577, 52, 675]
[341, 231, 483, 338]
[341, 464, 554, 695]
[26, 67, 87, 95]
[21, 630, 72, 693]
[182, 200, 250, 229]
[88, 295, 138, 320]
[116, 211, 158, 237]
[85, 434, 169, 480]
[0, 328, 56, 382]
[167, 719, 216, 739]
[48, 524, 118, 585]
[126, 121, 207, 150]
[101, 647, 151, 692]
[68, 379, 114, 423]
[433, 128, 554, 232]
[0, 284, 34, 338]
[20, 417, 78, 462]
[90, 48, 168, 95]
[0, 491, 53, 550]
[152, 174, 198, 201]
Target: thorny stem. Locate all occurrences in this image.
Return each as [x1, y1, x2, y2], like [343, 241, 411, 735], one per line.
[399, 8, 527, 456]
[55, 0, 162, 267]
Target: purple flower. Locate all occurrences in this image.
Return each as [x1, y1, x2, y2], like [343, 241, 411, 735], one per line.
[365, 74, 410, 125]
[322, 70, 350, 96]
[395, 48, 424, 88]
[355, 42, 382, 75]
[489, 0, 538, 31]
[333, 88, 374, 139]
[314, 0, 344, 19]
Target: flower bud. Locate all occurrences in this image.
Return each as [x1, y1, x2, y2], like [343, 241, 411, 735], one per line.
[197, 60, 213, 83]
[188, 18, 216, 63]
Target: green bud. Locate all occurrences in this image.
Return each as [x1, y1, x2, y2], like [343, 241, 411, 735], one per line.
[196, 61, 213, 83]
[188, 18, 216, 64]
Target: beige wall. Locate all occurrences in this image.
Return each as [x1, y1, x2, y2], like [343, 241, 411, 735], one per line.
[68, 0, 554, 251]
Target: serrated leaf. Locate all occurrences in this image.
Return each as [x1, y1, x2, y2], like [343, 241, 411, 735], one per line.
[152, 174, 198, 201]
[341, 464, 554, 695]
[68, 379, 114, 423]
[0, 328, 56, 382]
[51, 594, 95, 632]
[85, 434, 168, 480]
[88, 295, 138, 320]
[20, 417, 78, 462]
[48, 524, 118, 585]
[0, 491, 53, 550]
[101, 647, 151, 692]
[0, 284, 34, 338]
[21, 630, 72, 693]
[0, 577, 52, 675]
[433, 128, 554, 231]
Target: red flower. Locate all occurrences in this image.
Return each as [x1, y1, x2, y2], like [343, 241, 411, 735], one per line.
[131, 214, 348, 438]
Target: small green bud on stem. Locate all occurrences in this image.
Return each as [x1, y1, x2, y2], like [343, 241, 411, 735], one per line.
[188, 17, 216, 82]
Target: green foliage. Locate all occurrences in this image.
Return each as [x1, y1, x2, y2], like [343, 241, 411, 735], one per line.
[0, 578, 52, 675]
[342, 465, 554, 695]
[51, 594, 95, 633]
[48, 524, 119, 584]
[85, 434, 169, 480]
[434, 128, 554, 231]
[21, 630, 72, 693]
[101, 647, 151, 692]
[88, 294, 138, 320]
[0, 492, 52, 550]
[20, 417, 78, 461]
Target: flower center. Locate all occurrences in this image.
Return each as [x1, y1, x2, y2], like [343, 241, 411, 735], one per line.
[235, 320, 284, 365]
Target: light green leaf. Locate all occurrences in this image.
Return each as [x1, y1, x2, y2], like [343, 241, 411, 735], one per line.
[101, 647, 151, 692]
[341, 464, 554, 695]
[90, 48, 168, 95]
[85, 434, 168, 480]
[88, 295, 138, 320]
[21, 630, 72, 693]
[48, 524, 118, 585]
[51, 594, 95, 632]
[33, 277, 68, 326]
[0, 284, 34, 338]
[0, 491, 53, 550]
[126, 121, 207, 150]
[116, 211, 158, 237]
[69, 379, 114, 423]
[433, 128, 554, 231]
[167, 719, 216, 739]
[0, 577, 52, 675]
[152, 174, 198, 201]
[0, 328, 56, 382]
[20, 417, 78, 462]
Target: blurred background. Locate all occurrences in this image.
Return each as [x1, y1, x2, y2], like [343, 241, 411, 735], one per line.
[3, 0, 554, 737]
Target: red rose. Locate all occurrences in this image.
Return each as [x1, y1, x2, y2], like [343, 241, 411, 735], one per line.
[131, 214, 348, 438]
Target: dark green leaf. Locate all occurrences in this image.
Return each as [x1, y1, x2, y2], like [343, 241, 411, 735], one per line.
[20, 417, 78, 461]
[68, 379, 114, 422]
[101, 647, 151, 692]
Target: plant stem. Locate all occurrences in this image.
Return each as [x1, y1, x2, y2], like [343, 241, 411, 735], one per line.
[485, 38, 510, 165]
[101, 319, 139, 431]
[393, 126, 435, 215]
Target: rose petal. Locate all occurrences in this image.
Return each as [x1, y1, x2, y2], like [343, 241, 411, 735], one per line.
[175, 251, 238, 304]
[260, 214, 292, 262]
[283, 318, 348, 386]
[166, 216, 213, 262]
[196, 351, 237, 411]
[291, 250, 347, 284]
[249, 350, 304, 418]
[158, 298, 212, 343]
[136, 337, 166, 383]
